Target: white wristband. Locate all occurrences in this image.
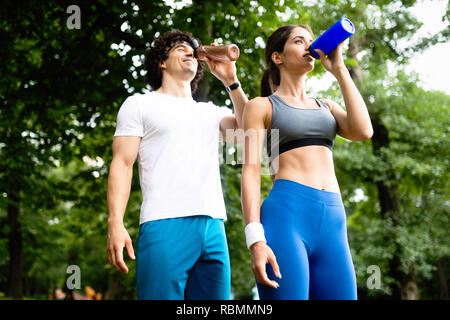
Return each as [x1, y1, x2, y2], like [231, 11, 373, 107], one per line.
[245, 222, 266, 249]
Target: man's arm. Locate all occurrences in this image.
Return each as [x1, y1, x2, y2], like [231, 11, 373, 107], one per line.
[221, 79, 248, 130]
[107, 136, 141, 274]
[204, 55, 248, 142]
[219, 83, 248, 144]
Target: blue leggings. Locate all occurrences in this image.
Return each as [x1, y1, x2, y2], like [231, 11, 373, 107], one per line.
[257, 179, 357, 300]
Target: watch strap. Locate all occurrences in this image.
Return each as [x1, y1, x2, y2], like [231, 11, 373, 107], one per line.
[225, 82, 240, 93]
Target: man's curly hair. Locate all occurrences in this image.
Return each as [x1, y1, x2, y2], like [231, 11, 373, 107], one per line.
[144, 30, 204, 93]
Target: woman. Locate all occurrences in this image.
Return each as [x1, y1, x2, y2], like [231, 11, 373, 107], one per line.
[241, 24, 373, 300]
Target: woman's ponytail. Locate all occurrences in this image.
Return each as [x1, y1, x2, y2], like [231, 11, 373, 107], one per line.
[260, 63, 281, 97]
[260, 69, 272, 97]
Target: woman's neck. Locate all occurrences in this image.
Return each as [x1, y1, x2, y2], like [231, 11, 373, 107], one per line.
[274, 71, 308, 100]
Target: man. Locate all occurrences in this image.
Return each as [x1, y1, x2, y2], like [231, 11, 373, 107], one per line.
[106, 30, 247, 300]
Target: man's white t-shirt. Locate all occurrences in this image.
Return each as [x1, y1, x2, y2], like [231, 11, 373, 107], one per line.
[114, 91, 233, 225]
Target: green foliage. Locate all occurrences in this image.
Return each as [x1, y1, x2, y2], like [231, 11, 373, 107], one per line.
[0, 0, 448, 300]
[331, 70, 450, 298]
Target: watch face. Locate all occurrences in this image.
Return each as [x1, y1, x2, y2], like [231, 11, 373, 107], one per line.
[226, 82, 240, 93]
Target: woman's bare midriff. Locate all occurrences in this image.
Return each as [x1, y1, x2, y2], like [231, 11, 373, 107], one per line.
[272, 145, 341, 194]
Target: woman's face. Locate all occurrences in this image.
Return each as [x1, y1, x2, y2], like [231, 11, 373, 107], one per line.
[277, 27, 315, 73]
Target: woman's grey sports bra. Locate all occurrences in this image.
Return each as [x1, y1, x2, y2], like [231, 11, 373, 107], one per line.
[265, 94, 338, 162]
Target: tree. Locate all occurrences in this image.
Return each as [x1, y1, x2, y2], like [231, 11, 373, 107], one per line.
[302, 0, 450, 299]
[0, 0, 169, 298]
[1, 0, 448, 300]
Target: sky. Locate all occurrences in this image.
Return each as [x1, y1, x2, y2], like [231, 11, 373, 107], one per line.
[407, 0, 449, 94]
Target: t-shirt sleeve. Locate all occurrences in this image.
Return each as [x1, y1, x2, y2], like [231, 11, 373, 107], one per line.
[114, 95, 144, 137]
[214, 104, 233, 129]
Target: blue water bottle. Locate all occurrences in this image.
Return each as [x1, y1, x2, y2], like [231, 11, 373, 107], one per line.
[309, 18, 355, 58]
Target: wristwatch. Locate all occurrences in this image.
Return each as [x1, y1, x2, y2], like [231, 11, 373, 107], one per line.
[225, 82, 240, 93]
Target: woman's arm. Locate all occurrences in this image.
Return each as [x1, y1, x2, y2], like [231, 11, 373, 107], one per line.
[316, 45, 373, 141]
[241, 98, 266, 225]
[241, 97, 281, 288]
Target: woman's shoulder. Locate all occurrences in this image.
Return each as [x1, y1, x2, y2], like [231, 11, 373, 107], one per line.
[246, 96, 272, 110]
[244, 96, 272, 128]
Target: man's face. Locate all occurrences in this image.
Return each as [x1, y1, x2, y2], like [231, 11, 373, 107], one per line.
[159, 41, 198, 81]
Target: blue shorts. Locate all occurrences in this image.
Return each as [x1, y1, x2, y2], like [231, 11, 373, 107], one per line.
[136, 215, 231, 300]
[257, 179, 357, 300]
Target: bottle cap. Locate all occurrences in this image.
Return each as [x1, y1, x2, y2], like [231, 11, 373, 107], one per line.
[341, 18, 355, 33]
[190, 38, 200, 58]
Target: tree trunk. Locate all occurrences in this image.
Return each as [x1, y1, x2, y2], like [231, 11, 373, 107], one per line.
[192, 4, 212, 103]
[104, 272, 121, 300]
[371, 117, 419, 300]
[436, 258, 448, 299]
[7, 191, 23, 299]
[348, 37, 364, 87]
[400, 264, 419, 300]
[195, 75, 210, 102]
